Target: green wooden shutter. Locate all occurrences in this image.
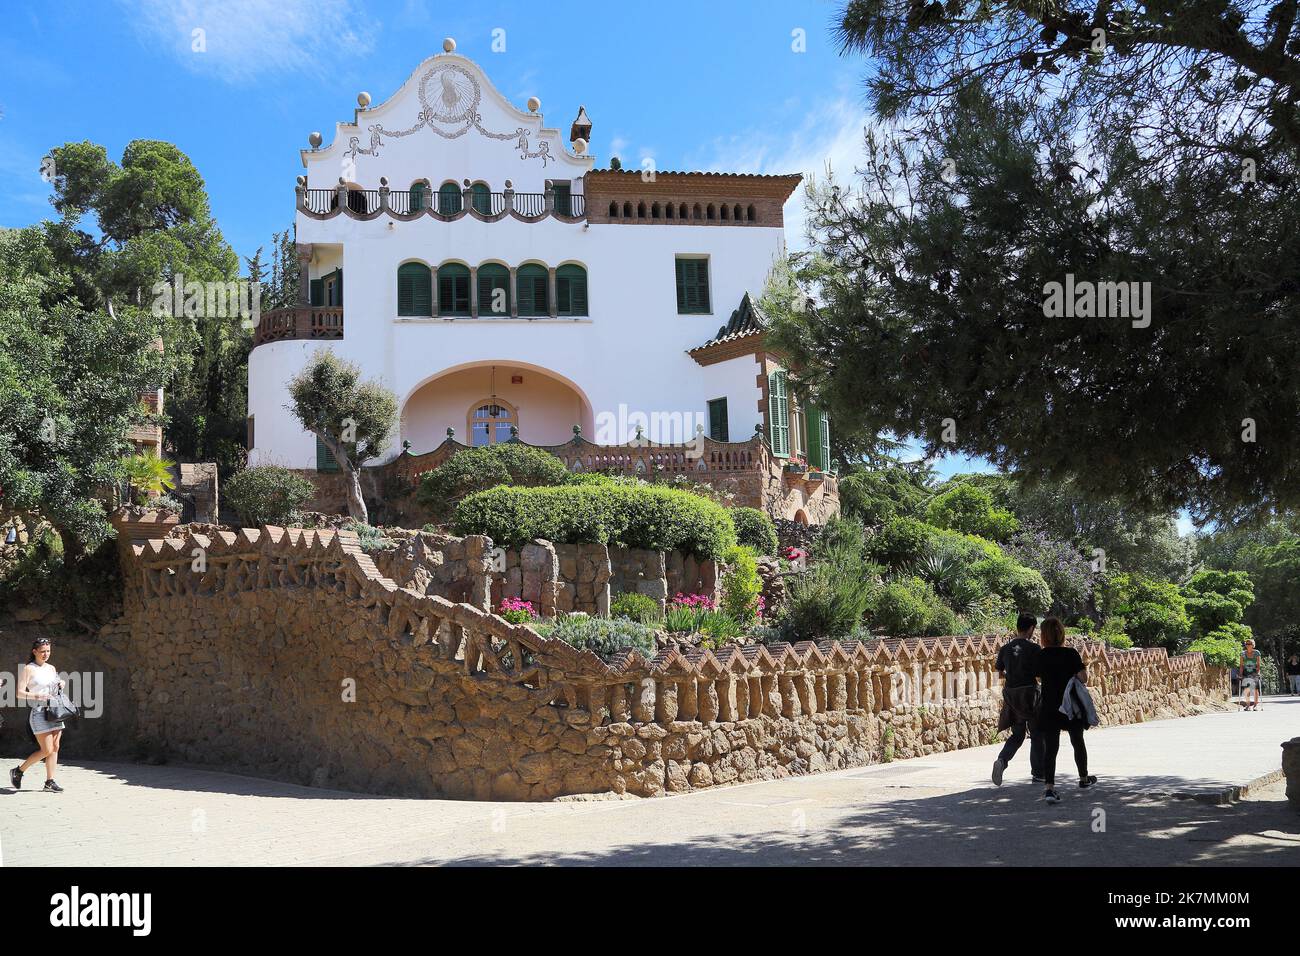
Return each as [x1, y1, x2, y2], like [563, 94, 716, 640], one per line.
[309, 278, 323, 307]
[439, 183, 462, 215]
[556, 265, 587, 316]
[334, 268, 343, 306]
[437, 265, 470, 316]
[804, 406, 825, 469]
[768, 371, 789, 457]
[472, 182, 491, 214]
[477, 265, 509, 316]
[398, 264, 431, 316]
[553, 182, 571, 215]
[675, 258, 709, 314]
[316, 435, 339, 472]
[517, 266, 547, 316]
[708, 398, 729, 442]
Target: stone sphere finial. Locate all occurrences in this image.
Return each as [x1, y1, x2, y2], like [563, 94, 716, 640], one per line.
[296, 175, 306, 187]
[573, 138, 588, 155]
[357, 91, 371, 108]
[379, 176, 389, 187]
[572, 424, 582, 438]
[527, 96, 541, 113]
[446, 427, 456, 440]
[443, 37, 456, 53]
[504, 179, 513, 189]
[309, 131, 323, 148]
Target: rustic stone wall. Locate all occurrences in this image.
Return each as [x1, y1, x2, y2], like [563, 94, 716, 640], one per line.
[108, 526, 1230, 800]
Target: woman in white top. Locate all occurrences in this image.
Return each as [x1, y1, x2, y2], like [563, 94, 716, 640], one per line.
[10, 637, 66, 793]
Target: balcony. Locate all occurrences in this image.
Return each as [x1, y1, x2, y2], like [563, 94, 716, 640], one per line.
[297, 182, 586, 223]
[253, 305, 344, 347]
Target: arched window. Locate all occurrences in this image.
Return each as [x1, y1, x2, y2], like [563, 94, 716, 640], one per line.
[623, 201, 633, 218]
[734, 204, 743, 221]
[720, 204, 729, 221]
[347, 188, 368, 214]
[556, 264, 588, 317]
[437, 263, 471, 316]
[471, 182, 491, 215]
[693, 203, 702, 219]
[637, 201, 646, 219]
[665, 203, 675, 220]
[680, 203, 688, 219]
[516, 264, 549, 317]
[469, 399, 518, 446]
[409, 180, 430, 212]
[706, 203, 716, 220]
[608, 201, 618, 218]
[651, 202, 661, 219]
[477, 263, 510, 317]
[397, 263, 432, 317]
[438, 182, 462, 215]
[747, 204, 756, 222]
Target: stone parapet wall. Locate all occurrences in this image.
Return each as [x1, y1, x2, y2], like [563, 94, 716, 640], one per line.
[111, 526, 1229, 800]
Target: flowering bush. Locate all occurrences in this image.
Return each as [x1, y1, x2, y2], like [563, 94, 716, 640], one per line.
[672, 592, 716, 611]
[499, 597, 537, 624]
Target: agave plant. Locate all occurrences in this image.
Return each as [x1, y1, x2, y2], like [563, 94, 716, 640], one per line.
[911, 550, 981, 613]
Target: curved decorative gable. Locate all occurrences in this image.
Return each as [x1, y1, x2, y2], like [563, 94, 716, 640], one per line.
[301, 51, 592, 189]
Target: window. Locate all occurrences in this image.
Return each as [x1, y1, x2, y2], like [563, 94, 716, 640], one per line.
[553, 181, 572, 216]
[316, 434, 340, 472]
[675, 257, 710, 314]
[437, 263, 471, 316]
[246, 415, 254, 451]
[438, 182, 462, 215]
[556, 264, 588, 316]
[471, 182, 491, 215]
[322, 268, 342, 306]
[410, 180, 430, 211]
[516, 264, 549, 317]
[805, 407, 831, 470]
[707, 398, 729, 442]
[347, 189, 368, 214]
[469, 400, 517, 446]
[477, 263, 510, 317]
[309, 277, 323, 306]
[767, 370, 789, 457]
[397, 262, 432, 316]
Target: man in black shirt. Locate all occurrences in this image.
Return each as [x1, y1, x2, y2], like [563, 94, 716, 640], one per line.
[991, 613, 1044, 785]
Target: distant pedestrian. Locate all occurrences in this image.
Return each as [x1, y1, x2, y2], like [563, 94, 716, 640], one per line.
[1033, 618, 1096, 804]
[10, 637, 67, 793]
[1285, 655, 1300, 696]
[1239, 639, 1263, 711]
[991, 613, 1044, 786]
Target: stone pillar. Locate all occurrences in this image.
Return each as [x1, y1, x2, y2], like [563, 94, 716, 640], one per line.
[717, 676, 736, 722]
[779, 674, 800, 718]
[509, 266, 519, 318]
[679, 678, 699, 721]
[698, 679, 719, 723]
[548, 266, 558, 319]
[296, 243, 313, 306]
[469, 265, 479, 318]
[633, 678, 655, 723]
[520, 539, 558, 618]
[655, 680, 679, 723]
[610, 683, 630, 723]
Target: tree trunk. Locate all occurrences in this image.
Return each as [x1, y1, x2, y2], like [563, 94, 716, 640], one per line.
[343, 463, 368, 525]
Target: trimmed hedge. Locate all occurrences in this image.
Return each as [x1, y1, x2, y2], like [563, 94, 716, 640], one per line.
[223, 466, 317, 527]
[415, 444, 571, 515]
[535, 615, 657, 657]
[452, 483, 737, 559]
[730, 507, 778, 554]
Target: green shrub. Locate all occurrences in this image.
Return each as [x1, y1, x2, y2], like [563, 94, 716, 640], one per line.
[452, 483, 737, 558]
[416, 444, 571, 516]
[223, 466, 317, 527]
[866, 516, 934, 567]
[781, 558, 879, 641]
[731, 507, 778, 554]
[867, 576, 957, 636]
[1186, 634, 1243, 668]
[698, 610, 743, 647]
[610, 591, 661, 624]
[664, 604, 705, 633]
[1097, 616, 1134, 649]
[720, 545, 763, 625]
[536, 615, 657, 657]
[925, 483, 1020, 541]
[958, 593, 1018, 634]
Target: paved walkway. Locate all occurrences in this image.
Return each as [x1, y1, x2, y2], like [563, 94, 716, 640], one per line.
[3, 698, 1298, 866]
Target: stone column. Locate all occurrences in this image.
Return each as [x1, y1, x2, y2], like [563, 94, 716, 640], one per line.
[548, 266, 558, 319]
[469, 265, 479, 318]
[509, 266, 519, 318]
[296, 243, 313, 307]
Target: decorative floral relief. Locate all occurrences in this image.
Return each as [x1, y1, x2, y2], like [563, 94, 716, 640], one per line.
[343, 63, 553, 167]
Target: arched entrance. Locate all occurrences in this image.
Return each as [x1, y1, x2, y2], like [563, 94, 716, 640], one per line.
[401, 362, 595, 453]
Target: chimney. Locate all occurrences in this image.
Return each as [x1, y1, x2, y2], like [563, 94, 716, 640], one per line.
[570, 105, 592, 144]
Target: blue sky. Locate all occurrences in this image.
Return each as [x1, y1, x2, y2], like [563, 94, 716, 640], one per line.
[2, 0, 1187, 513]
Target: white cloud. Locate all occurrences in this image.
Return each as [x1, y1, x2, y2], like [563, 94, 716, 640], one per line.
[119, 0, 376, 84]
[693, 96, 874, 250]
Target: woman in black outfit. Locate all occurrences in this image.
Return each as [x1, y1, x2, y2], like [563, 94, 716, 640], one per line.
[1033, 618, 1097, 804]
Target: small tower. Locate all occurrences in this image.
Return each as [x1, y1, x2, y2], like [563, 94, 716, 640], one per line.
[570, 105, 592, 144]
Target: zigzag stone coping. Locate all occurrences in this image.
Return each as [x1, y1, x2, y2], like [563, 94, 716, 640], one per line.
[111, 524, 1230, 800]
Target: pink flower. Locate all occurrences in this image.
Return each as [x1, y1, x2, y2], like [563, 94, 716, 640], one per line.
[671, 592, 716, 611]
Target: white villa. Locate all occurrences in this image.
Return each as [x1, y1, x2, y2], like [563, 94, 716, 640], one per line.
[246, 41, 838, 523]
